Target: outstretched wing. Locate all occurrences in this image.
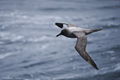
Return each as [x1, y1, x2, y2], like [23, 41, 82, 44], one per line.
[55, 22, 77, 28]
[73, 32, 99, 70]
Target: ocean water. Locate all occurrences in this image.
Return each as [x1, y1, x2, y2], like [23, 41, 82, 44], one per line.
[0, 0, 120, 80]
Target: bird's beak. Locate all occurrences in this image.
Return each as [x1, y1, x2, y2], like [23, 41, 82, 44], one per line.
[56, 33, 62, 37]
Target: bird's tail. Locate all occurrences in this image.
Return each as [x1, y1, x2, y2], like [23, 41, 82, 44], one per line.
[85, 29, 102, 35]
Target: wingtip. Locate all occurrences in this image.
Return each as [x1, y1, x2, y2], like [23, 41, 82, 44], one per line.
[55, 22, 64, 28]
[94, 66, 99, 70]
[55, 22, 58, 26]
[55, 22, 58, 25]
[87, 60, 99, 70]
[93, 64, 99, 70]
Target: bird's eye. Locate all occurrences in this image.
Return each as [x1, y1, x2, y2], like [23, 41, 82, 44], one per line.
[63, 31, 65, 33]
[62, 30, 66, 33]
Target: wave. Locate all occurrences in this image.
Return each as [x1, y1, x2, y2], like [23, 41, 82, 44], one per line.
[89, 71, 120, 80]
[23, 61, 47, 69]
[114, 63, 120, 71]
[19, 73, 51, 80]
[0, 24, 7, 31]
[99, 24, 120, 29]
[100, 17, 120, 21]
[55, 69, 120, 80]
[22, 35, 54, 44]
[1, 11, 119, 31]
[0, 11, 65, 28]
[0, 52, 15, 59]
[0, 32, 53, 54]
[0, 32, 24, 45]
[98, 5, 120, 9]
[109, 45, 120, 51]
[40, 7, 75, 11]
[19, 74, 34, 78]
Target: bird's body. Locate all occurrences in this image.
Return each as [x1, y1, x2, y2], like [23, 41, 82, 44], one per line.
[55, 22, 102, 70]
[57, 26, 101, 38]
[64, 27, 83, 37]
[61, 28, 76, 38]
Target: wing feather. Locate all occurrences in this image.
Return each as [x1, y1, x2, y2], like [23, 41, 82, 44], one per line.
[55, 22, 77, 28]
[73, 32, 99, 70]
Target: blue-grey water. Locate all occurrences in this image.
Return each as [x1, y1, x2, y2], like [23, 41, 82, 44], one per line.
[0, 0, 120, 80]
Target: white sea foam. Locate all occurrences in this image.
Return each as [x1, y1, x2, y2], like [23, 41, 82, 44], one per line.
[106, 50, 115, 54]
[41, 44, 49, 50]
[39, 36, 54, 41]
[114, 63, 120, 71]
[0, 53, 15, 59]
[25, 36, 54, 43]
[0, 32, 24, 41]
[11, 36, 24, 42]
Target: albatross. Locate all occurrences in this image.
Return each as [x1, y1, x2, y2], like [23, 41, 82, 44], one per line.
[55, 22, 102, 70]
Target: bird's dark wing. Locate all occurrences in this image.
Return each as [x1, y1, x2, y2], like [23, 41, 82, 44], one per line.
[55, 22, 77, 28]
[73, 32, 99, 70]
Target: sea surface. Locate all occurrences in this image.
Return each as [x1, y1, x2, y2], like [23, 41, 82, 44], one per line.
[0, 0, 120, 80]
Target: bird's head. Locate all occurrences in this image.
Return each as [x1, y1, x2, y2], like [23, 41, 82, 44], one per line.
[56, 29, 66, 37]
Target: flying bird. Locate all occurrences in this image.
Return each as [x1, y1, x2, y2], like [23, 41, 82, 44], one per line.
[55, 22, 102, 70]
